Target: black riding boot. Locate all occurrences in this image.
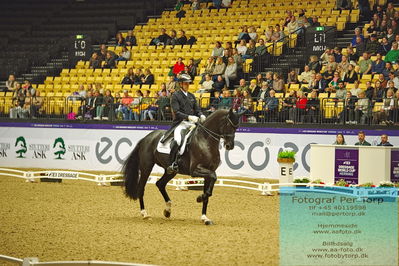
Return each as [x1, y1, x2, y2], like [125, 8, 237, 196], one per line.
[166, 140, 180, 174]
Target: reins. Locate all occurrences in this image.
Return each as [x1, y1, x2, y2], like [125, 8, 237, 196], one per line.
[196, 114, 239, 141]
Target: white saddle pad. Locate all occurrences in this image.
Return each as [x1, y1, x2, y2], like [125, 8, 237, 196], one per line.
[156, 127, 195, 155]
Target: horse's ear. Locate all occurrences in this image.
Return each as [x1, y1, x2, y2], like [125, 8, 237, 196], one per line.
[228, 108, 234, 116]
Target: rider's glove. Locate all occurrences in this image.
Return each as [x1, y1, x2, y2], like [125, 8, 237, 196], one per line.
[200, 115, 206, 123]
[188, 115, 199, 123]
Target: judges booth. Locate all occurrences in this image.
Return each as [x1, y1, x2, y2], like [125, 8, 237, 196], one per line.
[310, 144, 399, 185]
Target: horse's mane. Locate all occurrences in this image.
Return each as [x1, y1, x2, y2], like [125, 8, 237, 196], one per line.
[205, 109, 229, 122]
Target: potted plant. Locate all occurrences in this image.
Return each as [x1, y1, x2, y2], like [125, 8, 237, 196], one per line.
[358, 182, 376, 188]
[379, 181, 395, 188]
[311, 179, 325, 185]
[277, 150, 296, 184]
[335, 178, 350, 187]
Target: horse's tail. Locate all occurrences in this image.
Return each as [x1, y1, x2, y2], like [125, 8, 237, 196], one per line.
[123, 139, 142, 200]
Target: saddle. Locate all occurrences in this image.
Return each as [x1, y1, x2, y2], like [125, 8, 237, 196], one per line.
[157, 126, 196, 155]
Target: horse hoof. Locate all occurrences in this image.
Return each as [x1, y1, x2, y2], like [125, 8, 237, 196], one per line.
[143, 215, 151, 220]
[163, 209, 171, 218]
[205, 220, 214, 226]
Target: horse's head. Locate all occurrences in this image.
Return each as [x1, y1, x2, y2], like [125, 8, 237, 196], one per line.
[222, 108, 241, 150]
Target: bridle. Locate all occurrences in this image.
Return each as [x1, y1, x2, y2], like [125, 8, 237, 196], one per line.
[197, 114, 238, 142]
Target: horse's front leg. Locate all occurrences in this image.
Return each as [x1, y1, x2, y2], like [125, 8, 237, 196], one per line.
[192, 167, 217, 225]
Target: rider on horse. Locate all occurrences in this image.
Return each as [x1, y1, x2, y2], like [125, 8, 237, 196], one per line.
[166, 74, 206, 174]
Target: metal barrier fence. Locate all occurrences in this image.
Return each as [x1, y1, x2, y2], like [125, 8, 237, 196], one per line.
[1, 95, 398, 125]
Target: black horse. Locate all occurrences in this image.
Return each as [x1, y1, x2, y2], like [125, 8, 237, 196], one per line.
[123, 109, 240, 225]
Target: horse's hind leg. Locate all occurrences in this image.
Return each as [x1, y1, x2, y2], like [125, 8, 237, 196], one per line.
[138, 165, 154, 219]
[156, 172, 176, 218]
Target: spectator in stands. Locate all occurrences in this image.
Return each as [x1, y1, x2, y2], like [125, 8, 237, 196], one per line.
[255, 81, 270, 102]
[173, 57, 185, 76]
[350, 80, 362, 97]
[287, 70, 299, 84]
[264, 26, 274, 42]
[272, 73, 285, 93]
[299, 65, 312, 84]
[371, 53, 385, 74]
[209, 91, 222, 112]
[387, 74, 399, 91]
[248, 79, 260, 99]
[118, 90, 133, 120]
[176, 30, 188, 45]
[187, 58, 198, 79]
[354, 37, 366, 57]
[378, 37, 392, 55]
[232, 48, 243, 74]
[198, 74, 214, 93]
[263, 90, 279, 122]
[333, 47, 343, 63]
[133, 68, 144, 85]
[366, 34, 380, 55]
[248, 26, 257, 41]
[320, 48, 333, 65]
[101, 89, 114, 120]
[20, 91, 32, 118]
[9, 88, 25, 119]
[141, 69, 155, 85]
[383, 63, 394, 79]
[125, 31, 137, 46]
[271, 24, 285, 42]
[255, 73, 264, 87]
[336, 0, 352, 10]
[359, 52, 372, 74]
[345, 46, 359, 63]
[351, 28, 364, 47]
[166, 76, 179, 94]
[212, 42, 224, 57]
[103, 51, 116, 69]
[116, 46, 131, 61]
[313, 73, 328, 93]
[31, 90, 43, 118]
[237, 40, 248, 56]
[335, 81, 347, 100]
[116, 33, 125, 46]
[386, 80, 397, 95]
[287, 16, 299, 34]
[338, 55, 350, 73]
[219, 89, 232, 109]
[130, 90, 143, 121]
[89, 52, 102, 69]
[308, 55, 321, 73]
[235, 79, 247, 93]
[326, 55, 338, 72]
[242, 39, 256, 59]
[200, 57, 215, 83]
[374, 80, 385, 101]
[93, 90, 104, 120]
[223, 41, 234, 59]
[281, 90, 297, 123]
[339, 91, 356, 123]
[323, 65, 335, 84]
[5, 74, 16, 92]
[166, 30, 178, 46]
[157, 89, 171, 121]
[22, 80, 34, 96]
[385, 42, 399, 63]
[310, 16, 320, 27]
[333, 133, 346, 145]
[212, 75, 225, 95]
[386, 2, 396, 19]
[290, 91, 308, 123]
[305, 90, 319, 123]
[264, 72, 274, 88]
[212, 57, 226, 81]
[343, 64, 358, 84]
[355, 92, 370, 124]
[122, 68, 134, 85]
[231, 89, 243, 111]
[377, 134, 394, 146]
[367, 20, 380, 36]
[236, 26, 251, 43]
[355, 131, 371, 145]
[255, 39, 267, 57]
[373, 88, 395, 124]
[151, 28, 170, 46]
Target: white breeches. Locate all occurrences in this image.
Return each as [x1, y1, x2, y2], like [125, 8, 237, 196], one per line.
[174, 120, 195, 146]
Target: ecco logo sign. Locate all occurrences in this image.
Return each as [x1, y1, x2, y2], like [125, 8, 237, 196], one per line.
[95, 137, 133, 164]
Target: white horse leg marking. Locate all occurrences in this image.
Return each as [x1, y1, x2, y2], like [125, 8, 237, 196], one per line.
[140, 209, 151, 219]
[164, 201, 172, 218]
[201, 214, 213, 225]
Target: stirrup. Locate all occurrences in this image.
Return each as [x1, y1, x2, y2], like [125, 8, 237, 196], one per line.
[166, 162, 179, 174]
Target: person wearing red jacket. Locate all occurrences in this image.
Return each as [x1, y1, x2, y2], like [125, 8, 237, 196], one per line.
[173, 57, 185, 76]
[288, 91, 308, 123]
